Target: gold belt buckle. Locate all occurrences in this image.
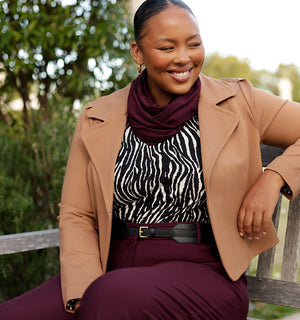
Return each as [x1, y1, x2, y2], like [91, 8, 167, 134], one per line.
[139, 226, 149, 238]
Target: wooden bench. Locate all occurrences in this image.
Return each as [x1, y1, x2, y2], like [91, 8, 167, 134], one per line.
[0, 145, 299, 319]
[246, 145, 300, 314]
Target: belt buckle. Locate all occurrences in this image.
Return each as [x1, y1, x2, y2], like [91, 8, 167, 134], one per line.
[139, 226, 149, 238]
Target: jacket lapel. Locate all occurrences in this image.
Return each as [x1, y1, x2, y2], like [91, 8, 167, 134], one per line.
[81, 85, 130, 215]
[198, 74, 239, 191]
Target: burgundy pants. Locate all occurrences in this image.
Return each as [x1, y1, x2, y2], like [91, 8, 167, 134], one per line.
[0, 222, 249, 319]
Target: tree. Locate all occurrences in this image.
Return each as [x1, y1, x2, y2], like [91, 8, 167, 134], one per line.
[0, 0, 135, 128]
[202, 52, 256, 82]
[202, 52, 280, 95]
[276, 63, 300, 102]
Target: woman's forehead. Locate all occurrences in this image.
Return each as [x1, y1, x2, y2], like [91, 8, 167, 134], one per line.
[142, 6, 199, 40]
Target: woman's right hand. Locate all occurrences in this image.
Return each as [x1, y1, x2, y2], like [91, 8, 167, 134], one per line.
[237, 169, 284, 240]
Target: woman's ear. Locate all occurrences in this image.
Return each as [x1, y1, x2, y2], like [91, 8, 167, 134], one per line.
[131, 41, 144, 65]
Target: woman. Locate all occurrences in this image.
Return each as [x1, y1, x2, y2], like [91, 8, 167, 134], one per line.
[1, 0, 300, 319]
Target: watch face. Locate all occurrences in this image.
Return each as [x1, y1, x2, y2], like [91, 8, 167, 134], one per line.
[67, 299, 78, 311]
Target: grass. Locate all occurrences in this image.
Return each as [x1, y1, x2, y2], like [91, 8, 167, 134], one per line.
[247, 197, 300, 319]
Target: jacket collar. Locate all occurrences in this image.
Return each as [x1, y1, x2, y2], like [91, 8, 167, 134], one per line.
[199, 73, 236, 104]
[85, 74, 236, 122]
[86, 84, 130, 122]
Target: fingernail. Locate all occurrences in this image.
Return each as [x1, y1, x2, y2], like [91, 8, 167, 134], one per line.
[247, 236, 253, 240]
[239, 232, 244, 237]
[262, 232, 267, 236]
[255, 236, 260, 240]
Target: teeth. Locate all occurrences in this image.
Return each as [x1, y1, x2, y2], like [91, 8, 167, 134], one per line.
[172, 71, 189, 77]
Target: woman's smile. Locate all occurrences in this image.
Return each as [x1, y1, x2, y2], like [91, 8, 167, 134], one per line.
[167, 68, 193, 82]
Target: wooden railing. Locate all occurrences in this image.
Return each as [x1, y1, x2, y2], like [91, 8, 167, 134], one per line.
[0, 229, 59, 255]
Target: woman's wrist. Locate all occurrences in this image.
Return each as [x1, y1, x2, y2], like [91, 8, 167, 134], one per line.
[263, 169, 285, 190]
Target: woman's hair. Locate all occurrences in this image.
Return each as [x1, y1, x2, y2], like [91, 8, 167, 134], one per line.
[134, 0, 195, 42]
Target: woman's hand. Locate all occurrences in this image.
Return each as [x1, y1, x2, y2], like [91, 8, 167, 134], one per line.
[237, 170, 285, 240]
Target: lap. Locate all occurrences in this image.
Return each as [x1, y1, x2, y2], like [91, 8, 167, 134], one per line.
[0, 262, 249, 320]
[75, 261, 249, 320]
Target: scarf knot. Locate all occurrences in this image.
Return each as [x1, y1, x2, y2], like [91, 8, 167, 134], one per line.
[127, 70, 201, 145]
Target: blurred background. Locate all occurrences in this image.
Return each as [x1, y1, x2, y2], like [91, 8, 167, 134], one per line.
[0, 0, 299, 318]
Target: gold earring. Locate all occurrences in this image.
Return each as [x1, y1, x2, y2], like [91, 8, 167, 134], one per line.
[138, 64, 142, 73]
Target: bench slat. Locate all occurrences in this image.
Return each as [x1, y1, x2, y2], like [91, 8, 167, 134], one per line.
[247, 276, 300, 308]
[0, 229, 59, 255]
[256, 197, 281, 278]
[281, 194, 300, 281]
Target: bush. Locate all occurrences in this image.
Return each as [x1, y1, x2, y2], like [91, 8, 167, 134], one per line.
[0, 100, 76, 301]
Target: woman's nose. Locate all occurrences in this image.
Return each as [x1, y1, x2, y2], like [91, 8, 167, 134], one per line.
[174, 47, 190, 64]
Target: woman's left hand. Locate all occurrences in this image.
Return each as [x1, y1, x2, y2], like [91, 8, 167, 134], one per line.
[237, 170, 285, 240]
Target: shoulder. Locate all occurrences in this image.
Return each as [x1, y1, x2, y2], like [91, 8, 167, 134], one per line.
[200, 73, 283, 108]
[199, 73, 254, 104]
[200, 73, 253, 92]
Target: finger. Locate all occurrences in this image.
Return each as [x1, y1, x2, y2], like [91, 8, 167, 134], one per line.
[243, 209, 254, 240]
[252, 211, 263, 240]
[262, 210, 273, 235]
[237, 207, 246, 237]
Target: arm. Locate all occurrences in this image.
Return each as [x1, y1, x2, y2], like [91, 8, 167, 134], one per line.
[237, 83, 300, 239]
[58, 109, 103, 312]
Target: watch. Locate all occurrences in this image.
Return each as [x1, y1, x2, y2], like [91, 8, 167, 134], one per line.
[67, 299, 80, 311]
[280, 184, 293, 196]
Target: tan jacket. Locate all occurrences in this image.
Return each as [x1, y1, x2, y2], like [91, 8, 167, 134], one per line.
[58, 74, 300, 309]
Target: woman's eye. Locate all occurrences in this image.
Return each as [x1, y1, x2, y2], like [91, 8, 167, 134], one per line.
[189, 42, 201, 48]
[159, 47, 174, 51]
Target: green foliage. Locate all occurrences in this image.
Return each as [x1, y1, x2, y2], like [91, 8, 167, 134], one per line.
[276, 63, 300, 102]
[0, 0, 135, 126]
[0, 99, 76, 226]
[0, 249, 59, 302]
[202, 52, 300, 98]
[202, 52, 256, 83]
[0, 100, 76, 300]
[248, 302, 299, 319]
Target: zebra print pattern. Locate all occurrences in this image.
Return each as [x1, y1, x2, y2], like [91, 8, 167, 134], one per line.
[113, 115, 210, 224]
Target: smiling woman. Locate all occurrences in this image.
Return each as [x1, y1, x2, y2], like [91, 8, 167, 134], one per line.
[1, 0, 300, 319]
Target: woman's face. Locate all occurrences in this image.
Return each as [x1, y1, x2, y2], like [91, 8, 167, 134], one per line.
[131, 5, 205, 105]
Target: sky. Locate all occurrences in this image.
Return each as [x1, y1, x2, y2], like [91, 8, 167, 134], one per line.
[63, 0, 300, 72]
[184, 0, 300, 71]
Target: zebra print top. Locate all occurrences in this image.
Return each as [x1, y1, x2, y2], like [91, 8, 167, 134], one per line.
[113, 115, 210, 224]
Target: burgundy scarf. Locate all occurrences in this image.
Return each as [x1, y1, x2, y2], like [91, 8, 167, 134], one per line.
[127, 70, 201, 145]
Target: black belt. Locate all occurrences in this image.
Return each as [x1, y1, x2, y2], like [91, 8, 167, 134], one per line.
[111, 220, 215, 244]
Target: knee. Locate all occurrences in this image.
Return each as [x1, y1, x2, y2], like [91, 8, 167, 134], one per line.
[74, 271, 147, 319]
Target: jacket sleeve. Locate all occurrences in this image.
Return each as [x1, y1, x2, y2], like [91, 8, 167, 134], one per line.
[58, 107, 103, 312]
[239, 79, 300, 199]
